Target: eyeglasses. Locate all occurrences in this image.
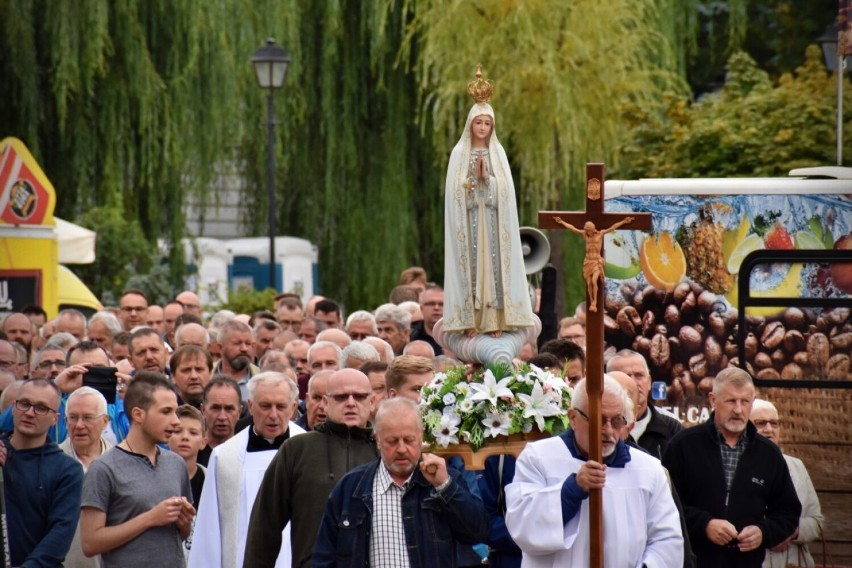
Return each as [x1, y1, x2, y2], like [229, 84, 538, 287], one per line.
[574, 408, 628, 430]
[15, 400, 58, 416]
[36, 359, 67, 370]
[66, 414, 104, 424]
[753, 419, 779, 429]
[327, 392, 371, 403]
[120, 306, 147, 313]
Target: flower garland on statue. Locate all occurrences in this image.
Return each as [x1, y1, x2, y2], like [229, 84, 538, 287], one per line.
[419, 363, 572, 452]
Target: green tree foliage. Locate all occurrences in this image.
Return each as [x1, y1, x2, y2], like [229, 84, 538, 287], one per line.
[238, 2, 444, 312]
[72, 206, 154, 303]
[0, 0, 294, 288]
[744, 0, 837, 77]
[212, 286, 278, 317]
[616, 47, 851, 178]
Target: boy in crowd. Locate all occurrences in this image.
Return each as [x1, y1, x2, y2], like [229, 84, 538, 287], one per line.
[81, 372, 195, 567]
[169, 404, 208, 560]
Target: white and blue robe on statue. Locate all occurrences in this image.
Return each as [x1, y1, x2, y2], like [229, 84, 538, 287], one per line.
[188, 422, 305, 568]
[505, 432, 683, 568]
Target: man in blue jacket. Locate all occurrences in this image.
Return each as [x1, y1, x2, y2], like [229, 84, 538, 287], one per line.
[663, 367, 801, 568]
[0, 379, 84, 567]
[313, 397, 488, 567]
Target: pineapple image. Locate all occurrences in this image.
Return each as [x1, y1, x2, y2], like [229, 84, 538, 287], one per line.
[676, 207, 735, 294]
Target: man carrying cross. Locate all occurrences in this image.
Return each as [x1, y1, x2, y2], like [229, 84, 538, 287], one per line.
[504, 375, 683, 567]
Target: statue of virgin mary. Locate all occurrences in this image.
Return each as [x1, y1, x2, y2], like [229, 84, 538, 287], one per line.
[442, 67, 535, 336]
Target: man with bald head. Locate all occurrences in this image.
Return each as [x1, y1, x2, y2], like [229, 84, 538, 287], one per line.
[145, 305, 165, 335]
[2, 312, 36, 354]
[176, 290, 203, 318]
[315, 328, 351, 350]
[245, 369, 379, 568]
[607, 349, 682, 458]
[56, 309, 87, 341]
[294, 370, 332, 431]
[174, 322, 209, 349]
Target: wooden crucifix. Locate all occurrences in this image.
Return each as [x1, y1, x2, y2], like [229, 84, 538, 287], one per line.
[538, 163, 652, 568]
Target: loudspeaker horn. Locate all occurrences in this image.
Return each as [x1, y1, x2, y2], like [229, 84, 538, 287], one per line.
[519, 227, 551, 275]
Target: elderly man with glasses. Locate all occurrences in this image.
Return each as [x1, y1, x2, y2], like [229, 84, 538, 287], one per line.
[60, 387, 113, 568]
[505, 375, 684, 567]
[245, 369, 379, 568]
[0, 379, 84, 567]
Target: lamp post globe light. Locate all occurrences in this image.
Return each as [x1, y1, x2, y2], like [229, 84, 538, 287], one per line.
[252, 38, 291, 290]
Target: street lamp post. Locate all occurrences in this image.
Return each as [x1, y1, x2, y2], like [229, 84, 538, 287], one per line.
[252, 38, 291, 291]
[818, 24, 849, 166]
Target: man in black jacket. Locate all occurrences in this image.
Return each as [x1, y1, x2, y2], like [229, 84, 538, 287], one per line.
[662, 368, 801, 568]
[607, 349, 682, 458]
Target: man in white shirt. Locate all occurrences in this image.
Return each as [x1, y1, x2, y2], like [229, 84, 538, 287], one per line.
[189, 372, 304, 568]
[505, 375, 683, 567]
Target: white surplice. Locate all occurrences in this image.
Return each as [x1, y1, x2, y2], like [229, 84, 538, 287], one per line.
[505, 435, 683, 568]
[188, 422, 305, 568]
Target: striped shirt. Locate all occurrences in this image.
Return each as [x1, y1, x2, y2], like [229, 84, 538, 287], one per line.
[370, 463, 412, 567]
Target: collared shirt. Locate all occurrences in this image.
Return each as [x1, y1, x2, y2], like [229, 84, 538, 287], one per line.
[716, 424, 748, 497]
[370, 463, 412, 567]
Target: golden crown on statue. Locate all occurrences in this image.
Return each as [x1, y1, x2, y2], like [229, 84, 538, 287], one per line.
[466, 63, 494, 104]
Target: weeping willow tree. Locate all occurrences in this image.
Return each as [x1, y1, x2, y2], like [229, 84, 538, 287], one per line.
[0, 0, 299, 290]
[238, 2, 444, 311]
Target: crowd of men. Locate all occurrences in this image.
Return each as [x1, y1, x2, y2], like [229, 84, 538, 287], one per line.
[0, 267, 825, 567]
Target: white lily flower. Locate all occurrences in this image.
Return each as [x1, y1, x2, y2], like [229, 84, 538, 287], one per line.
[517, 380, 562, 431]
[432, 413, 460, 447]
[481, 411, 512, 438]
[468, 369, 513, 406]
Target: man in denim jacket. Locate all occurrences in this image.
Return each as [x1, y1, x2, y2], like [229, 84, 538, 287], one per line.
[313, 397, 488, 567]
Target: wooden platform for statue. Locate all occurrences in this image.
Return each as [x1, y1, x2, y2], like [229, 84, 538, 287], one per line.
[430, 432, 549, 470]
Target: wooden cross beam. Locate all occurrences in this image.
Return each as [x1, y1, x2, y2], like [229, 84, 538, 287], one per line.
[538, 163, 652, 568]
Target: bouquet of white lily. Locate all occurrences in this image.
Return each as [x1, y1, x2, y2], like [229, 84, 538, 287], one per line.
[419, 363, 572, 452]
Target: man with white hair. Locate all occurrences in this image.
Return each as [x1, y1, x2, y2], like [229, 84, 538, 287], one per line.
[190, 372, 305, 568]
[87, 311, 122, 357]
[307, 340, 343, 375]
[506, 376, 683, 567]
[374, 303, 411, 356]
[341, 341, 379, 369]
[751, 399, 823, 568]
[344, 310, 377, 341]
[61, 387, 113, 568]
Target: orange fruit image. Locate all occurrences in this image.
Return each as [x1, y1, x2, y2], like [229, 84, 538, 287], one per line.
[640, 232, 686, 291]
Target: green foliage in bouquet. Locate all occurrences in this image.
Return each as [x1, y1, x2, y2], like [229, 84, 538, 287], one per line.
[419, 363, 572, 452]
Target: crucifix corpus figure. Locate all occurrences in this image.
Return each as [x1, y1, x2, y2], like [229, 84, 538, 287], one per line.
[551, 217, 634, 311]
